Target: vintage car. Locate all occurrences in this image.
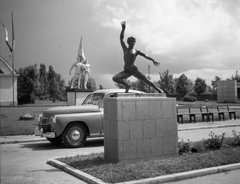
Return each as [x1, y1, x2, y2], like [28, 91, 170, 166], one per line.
[35, 89, 144, 148]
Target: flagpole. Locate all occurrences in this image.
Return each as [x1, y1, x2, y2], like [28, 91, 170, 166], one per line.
[11, 11, 15, 105]
[148, 65, 150, 92]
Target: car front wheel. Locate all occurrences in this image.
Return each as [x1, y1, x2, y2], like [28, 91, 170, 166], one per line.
[62, 123, 87, 148]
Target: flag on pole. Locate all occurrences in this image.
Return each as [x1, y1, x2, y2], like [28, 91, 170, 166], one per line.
[0, 20, 13, 53]
[78, 36, 85, 60]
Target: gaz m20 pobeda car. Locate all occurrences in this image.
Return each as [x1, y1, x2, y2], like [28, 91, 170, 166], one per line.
[35, 89, 144, 148]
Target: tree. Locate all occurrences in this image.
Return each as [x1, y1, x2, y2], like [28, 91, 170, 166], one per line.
[55, 73, 66, 100]
[36, 63, 48, 98]
[194, 77, 207, 95]
[175, 74, 190, 96]
[158, 70, 175, 94]
[86, 77, 97, 91]
[230, 71, 240, 82]
[128, 79, 149, 92]
[99, 85, 104, 90]
[48, 65, 62, 102]
[211, 76, 222, 93]
[17, 64, 38, 104]
[205, 85, 214, 95]
[137, 79, 149, 92]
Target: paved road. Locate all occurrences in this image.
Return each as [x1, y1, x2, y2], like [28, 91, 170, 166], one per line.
[1, 122, 240, 184]
[0, 139, 104, 184]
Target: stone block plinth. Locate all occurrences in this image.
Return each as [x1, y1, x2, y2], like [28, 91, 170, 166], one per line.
[104, 94, 178, 163]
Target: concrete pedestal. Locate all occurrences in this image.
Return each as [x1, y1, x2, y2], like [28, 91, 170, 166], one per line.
[67, 89, 93, 106]
[104, 94, 178, 163]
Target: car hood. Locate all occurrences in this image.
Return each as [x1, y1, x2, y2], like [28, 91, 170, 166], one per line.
[42, 105, 100, 118]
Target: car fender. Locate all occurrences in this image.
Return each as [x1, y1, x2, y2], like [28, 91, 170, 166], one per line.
[54, 111, 103, 137]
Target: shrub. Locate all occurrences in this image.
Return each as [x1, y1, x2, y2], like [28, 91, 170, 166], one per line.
[182, 95, 196, 102]
[18, 94, 35, 105]
[178, 131, 230, 155]
[178, 139, 204, 154]
[203, 132, 225, 150]
[178, 139, 191, 154]
[225, 130, 240, 147]
[39, 95, 49, 100]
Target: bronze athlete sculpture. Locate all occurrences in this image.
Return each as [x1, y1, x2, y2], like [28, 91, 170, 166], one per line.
[112, 21, 164, 93]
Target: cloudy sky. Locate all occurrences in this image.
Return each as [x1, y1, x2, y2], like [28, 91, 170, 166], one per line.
[1, 0, 240, 88]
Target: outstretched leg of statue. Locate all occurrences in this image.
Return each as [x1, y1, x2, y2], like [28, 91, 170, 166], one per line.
[112, 71, 132, 92]
[133, 69, 164, 93]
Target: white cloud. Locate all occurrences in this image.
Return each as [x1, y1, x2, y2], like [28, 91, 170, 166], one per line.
[92, 0, 240, 73]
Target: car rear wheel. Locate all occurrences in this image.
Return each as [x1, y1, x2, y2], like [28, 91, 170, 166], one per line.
[62, 123, 87, 148]
[47, 137, 62, 144]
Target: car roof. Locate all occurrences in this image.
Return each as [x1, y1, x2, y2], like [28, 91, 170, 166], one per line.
[91, 88, 145, 95]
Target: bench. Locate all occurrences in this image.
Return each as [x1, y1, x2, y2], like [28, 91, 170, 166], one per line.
[200, 106, 214, 122]
[216, 106, 236, 121]
[176, 105, 236, 124]
[177, 105, 203, 123]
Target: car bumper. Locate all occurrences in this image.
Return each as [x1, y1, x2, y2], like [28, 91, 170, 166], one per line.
[35, 127, 56, 138]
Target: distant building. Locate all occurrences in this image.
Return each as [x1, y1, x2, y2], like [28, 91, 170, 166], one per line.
[0, 56, 19, 106]
[217, 80, 240, 103]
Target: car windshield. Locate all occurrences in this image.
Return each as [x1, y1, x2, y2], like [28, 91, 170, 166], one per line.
[82, 93, 105, 106]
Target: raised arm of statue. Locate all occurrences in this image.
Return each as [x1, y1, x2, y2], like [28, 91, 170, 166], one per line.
[120, 21, 127, 50]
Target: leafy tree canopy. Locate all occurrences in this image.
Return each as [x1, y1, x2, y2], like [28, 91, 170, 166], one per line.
[175, 74, 190, 96]
[158, 70, 175, 95]
[194, 77, 207, 95]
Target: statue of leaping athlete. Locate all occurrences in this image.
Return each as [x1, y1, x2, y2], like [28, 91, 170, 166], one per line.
[112, 21, 164, 93]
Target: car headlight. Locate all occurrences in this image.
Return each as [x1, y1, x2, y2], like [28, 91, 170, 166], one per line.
[38, 114, 43, 122]
[49, 115, 56, 124]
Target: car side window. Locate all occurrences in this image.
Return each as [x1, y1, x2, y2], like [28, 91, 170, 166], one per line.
[82, 94, 93, 105]
[82, 93, 104, 106]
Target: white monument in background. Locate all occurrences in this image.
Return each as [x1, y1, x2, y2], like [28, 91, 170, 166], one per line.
[67, 37, 92, 106]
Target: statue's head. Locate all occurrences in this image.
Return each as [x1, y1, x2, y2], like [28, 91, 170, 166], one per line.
[127, 36, 136, 46]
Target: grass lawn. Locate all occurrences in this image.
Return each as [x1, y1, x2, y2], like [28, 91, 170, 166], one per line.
[57, 146, 240, 183]
[0, 100, 66, 136]
[56, 128, 240, 183]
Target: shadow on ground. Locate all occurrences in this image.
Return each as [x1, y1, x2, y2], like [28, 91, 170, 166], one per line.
[20, 138, 104, 151]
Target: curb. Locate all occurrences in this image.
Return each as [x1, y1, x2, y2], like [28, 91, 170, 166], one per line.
[47, 158, 240, 184]
[47, 159, 105, 184]
[178, 124, 240, 131]
[0, 138, 47, 144]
